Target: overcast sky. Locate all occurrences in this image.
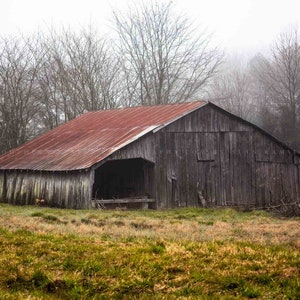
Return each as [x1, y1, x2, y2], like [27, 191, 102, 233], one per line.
[1, 0, 300, 56]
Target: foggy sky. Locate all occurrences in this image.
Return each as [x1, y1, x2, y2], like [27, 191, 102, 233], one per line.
[1, 0, 300, 56]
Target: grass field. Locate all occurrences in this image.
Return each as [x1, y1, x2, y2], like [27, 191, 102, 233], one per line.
[0, 204, 299, 299]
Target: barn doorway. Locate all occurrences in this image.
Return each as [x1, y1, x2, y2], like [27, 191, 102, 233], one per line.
[92, 158, 155, 208]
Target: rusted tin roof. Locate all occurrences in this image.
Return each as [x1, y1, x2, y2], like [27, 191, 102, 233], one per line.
[0, 101, 206, 171]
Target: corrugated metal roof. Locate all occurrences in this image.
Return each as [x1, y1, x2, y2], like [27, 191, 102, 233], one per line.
[0, 101, 207, 171]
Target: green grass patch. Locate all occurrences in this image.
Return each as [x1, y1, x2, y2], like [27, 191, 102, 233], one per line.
[0, 204, 299, 298]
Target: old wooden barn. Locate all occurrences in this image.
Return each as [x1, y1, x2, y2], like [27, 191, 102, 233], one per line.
[0, 101, 299, 211]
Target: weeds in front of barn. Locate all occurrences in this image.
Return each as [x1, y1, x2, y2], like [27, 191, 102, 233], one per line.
[0, 204, 299, 299]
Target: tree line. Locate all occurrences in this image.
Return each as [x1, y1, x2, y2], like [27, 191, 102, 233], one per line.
[0, 1, 299, 154]
[210, 27, 300, 151]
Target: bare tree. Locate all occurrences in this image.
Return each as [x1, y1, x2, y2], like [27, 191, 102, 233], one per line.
[0, 35, 44, 153]
[0, 2, 222, 153]
[209, 62, 257, 120]
[38, 26, 121, 128]
[0, 27, 122, 153]
[113, 1, 222, 106]
[253, 27, 300, 150]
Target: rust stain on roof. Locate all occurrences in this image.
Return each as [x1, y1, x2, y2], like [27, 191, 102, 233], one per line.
[0, 101, 206, 171]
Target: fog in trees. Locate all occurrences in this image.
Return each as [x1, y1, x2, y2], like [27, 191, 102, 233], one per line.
[38, 26, 121, 128]
[208, 59, 258, 121]
[113, 1, 222, 106]
[252, 27, 300, 150]
[0, 1, 222, 153]
[0, 0, 299, 153]
[209, 26, 300, 151]
[0, 35, 44, 153]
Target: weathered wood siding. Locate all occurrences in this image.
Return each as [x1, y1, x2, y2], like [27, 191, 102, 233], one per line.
[108, 133, 155, 162]
[0, 170, 91, 209]
[154, 104, 300, 209]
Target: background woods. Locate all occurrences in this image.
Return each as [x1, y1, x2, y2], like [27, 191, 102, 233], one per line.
[114, 2, 222, 106]
[209, 27, 300, 151]
[0, 1, 299, 153]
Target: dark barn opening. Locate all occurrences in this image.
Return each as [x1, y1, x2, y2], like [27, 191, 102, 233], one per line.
[92, 158, 155, 208]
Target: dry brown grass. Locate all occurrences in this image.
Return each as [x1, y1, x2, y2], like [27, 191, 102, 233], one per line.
[0, 204, 299, 246]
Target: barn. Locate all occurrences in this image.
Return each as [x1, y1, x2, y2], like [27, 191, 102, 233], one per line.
[0, 101, 299, 211]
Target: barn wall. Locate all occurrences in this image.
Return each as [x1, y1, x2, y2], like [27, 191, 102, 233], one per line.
[165, 104, 254, 133]
[155, 104, 300, 209]
[0, 170, 91, 209]
[109, 133, 155, 162]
